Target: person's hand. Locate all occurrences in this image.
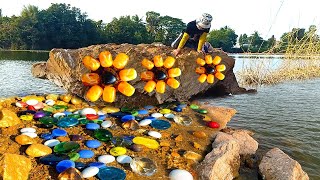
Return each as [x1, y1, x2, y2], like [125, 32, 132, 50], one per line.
[172, 49, 181, 56]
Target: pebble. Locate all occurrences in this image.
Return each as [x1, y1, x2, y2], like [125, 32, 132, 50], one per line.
[53, 112, 66, 118]
[44, 139, 60, 147]
[151, 113, 163, 118]
[121, 115, 135, 122]
[164, 113, 175, 119]
[34, 111, 46, 119]
[116, 155, 132, 164]
[207, 121, 220, 128]
[16, 101, 27, 108]
[54, 141, 80, 154]
[143, 116, 156, 121]
[39, 154, 69, 166]
[129, 144, 145, 152]
[81, 166, 99, 178]
[68, 152, 80, 161]
[98, 155, 116, 164]
[138, 109, 149, 115]
[15, 134, 34, 145]
[81, 108, 97, 116]
[189, 104, 199, 110]
[22, 132, 37, 138]
[159, 109, 171, 114]
[138, 119, 152, 126]
[71, 135, 84, 141]
[45, 99, 55, 106]
[33, 102, 44, 110]
[122, 120, 139, 130]
[101, 106, 120, 113]
[183, 151, 202, 161]
[57, 168, 82, 180]
[109, 147, 127, 156]
[193, 131, 207, 138]
[86, 114, 99, 120]
[26, 143, 52, 157]
[151, 120, 171, 130]
[52, 129, 67, 137]
[169, 169, 193, 180]
[78, 150, 95, 158]
[97, 166, 126, 180]
[20, 115, 33, 121]
[26, 99, 39, 106]
[85, 140, 101, 148]
[173, 115, 192, 126]
[57, 117, 79, 128]
[133, 137, 159, 149]
[86, 123, 100, 130]
[56, 160, 75, 173]
[98, 115, 107, 120]
[101, 120, 112, 128]
[130, 157, 157, 176]
[89, 162, 106, 169]
[20, 127, 36, 133]
[173, 107, 182, 112]
[148, 131, 162, 139]
[75, 162, 87, 170]
[94, 129, 113, 142]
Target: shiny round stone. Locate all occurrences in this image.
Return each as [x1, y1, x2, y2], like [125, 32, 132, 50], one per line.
[57, 167, 82, 180]
[52, 129, 67, 137]
[207, 121, 220, 128]
[173, 107, 182, 112]
[22, 132, 37, 138]
[26, 99, 39, 106]
[143, 116, 156, 121]
[78, 118, 89, 125]
[169, 169, 193, 180]
[20, 127, 36, 133]
[173, 115, 192, 126]
[204, 64, 215, 74]
[159, 109, 171, 114]
[16, 101, 27, 108]
[57, 117, 78, 128]
[129, 144, 145, 152]
[148, 131, 162, 139]
[101, 71, 117, 85]
[81, 108, 97, 116]
[138, 110, 149, 115]
[34, 111, 46, 119]
[67, 114, 81, 119]
[196, 109, 208, 114]
[132, 137, 160, 149]
[121, 115, 135, 122]
[109, 147, 127, 156]
[44, 139, 60, 147]
[164, 113, 175, 119]
[139, 119, 152, 126]
[56, 160, 75, 173]
[101, 106, 120, 113]
[94, 129, 113, 142]
[86, 123, 100, 130]
[45, 99, 55, 106]
[53, 112, 66, 119]
[189, 104, 199, 110]
[39, 154, 69, 166]
[15, 134, 34, 145]
[144, 105, 154, 110]
[78, 149, 94, 158]
[101, 120, 112, 128]
[98, 155, 115, 164]
[89, 162, 106, 169]
[68, 152, 80, 161]
[111, 137, 133, 147]
[75, 162, 86, 170]
[20, 115, 33, 121]
[130, 157, 157, 176]
[63, 111, 72, 116]
[177, 104, 187, 108]
[151, 120, 171, 130]
[53, 105, 68, 110]
[151, 113, 163, 118]
[86, 114, 99, 120]
[98, 115, 107, 120]
[40, 124, 54, 129]
[26, 143, 52, 157]
[97, 167, 126, 180]
[154, 69, 167, 80]
[39, 116, 58, 125]
[71, 135, 84, 141]
[85, 140, 101, 148]
[54, 141, 80, 154]
[81, 166, 99, 178]
[116, 155, 132, 164]
[131, 111, 139, 116]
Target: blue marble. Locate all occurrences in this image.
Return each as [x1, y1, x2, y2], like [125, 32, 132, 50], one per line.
[98, 115, 107, 120]
[173, 107, 182, 112]
[78, 149, 94, 158]
[39, 154, 69, 166]
[144, 105, 154, 110]
[110, 112, 129, 118]
[75, 162, 87, 170]
[138, 109, 149, 115]
[40, 133, 54, 140]
[143, 116, 156, 121]
[97, 166, 126, 180]
[151, 120, 171, 130]
[57, 117, 78, 128]
[86, 123, 100, 130]
[56, 160, 75, 173]
[85, 140, 101, 148]
[89, 162, 106, 168]
[52, 128, 67, 137]
[121, 115, 135, 122]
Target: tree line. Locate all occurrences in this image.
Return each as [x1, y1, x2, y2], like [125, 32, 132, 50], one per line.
[0, 3, 319, 53]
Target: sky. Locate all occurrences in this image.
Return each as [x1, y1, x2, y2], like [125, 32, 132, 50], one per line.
[0, 0, 319, 40]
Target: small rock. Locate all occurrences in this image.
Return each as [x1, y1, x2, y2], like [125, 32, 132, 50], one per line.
[174, 135, 183, 142]
[58, 167, 82, 180]
[169, 169, 193, 180]
[21, 132, 38, 138]
[116, 155, 132, 164]
[193, 131, 207, 138]
[0, 108, 22, 127]
[44, 139, 60, 147]
[171, 152, 180, 158]
[81, 166, 99, 178]
[183, 151, 202, 161]
[98, 155, 115, 164]
[26, 143, 53, 157]
[0, 153, 32, 180]
[160, 141, 171, 147]
[15, 134, 35, 145]
[148, 131, 162, 139]
[193, 142, 201, 150]
[56, 136, 70, 142]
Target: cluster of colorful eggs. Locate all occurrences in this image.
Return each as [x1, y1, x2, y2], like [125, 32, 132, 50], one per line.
[82, 52, 226, 103]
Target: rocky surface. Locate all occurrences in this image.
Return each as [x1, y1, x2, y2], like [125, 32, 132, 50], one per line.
[0, 153, 32, 180]
[0, 108, 22, 127]
[31, 44, 247, 106]
[197, 139, 240, 180]
[259, 148, 309, 180]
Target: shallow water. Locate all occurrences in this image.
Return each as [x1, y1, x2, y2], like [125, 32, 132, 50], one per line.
[0, 52, 319, 178]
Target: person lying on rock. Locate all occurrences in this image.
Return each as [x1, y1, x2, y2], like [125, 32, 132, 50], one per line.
[172, 13, 213, 56]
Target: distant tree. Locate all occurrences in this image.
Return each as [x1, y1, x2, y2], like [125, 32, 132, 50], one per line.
[239, 33, 249, 52]
[146, 11, 160, 37]
[207, 26, 238, 52]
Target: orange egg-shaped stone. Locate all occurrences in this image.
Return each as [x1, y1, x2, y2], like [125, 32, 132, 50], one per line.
[207, 74, 214, 84]
[195, 67, 206, 74]
[198, 74, 207, 83]
[196, 58, 206, 66]
[166, 78, 180, 89]
[83, 56, 100, 71]
[164, 56, 175, 69]
[119, 68, 137, 81]
[103, 86, 116, 103]
[213, 56, 222, 65]
[144, 81, 156, 93]
[117, 82, 135, 96]
[168, 68, 181, 78]
[113, 53, 129, 69]
[86, 85, 103, 102]
[142, 58, 154, 70]
[81, 73, 100, 86]
[215, 72, 225, 80]
[156, 81, 166, 93]
[216, 64, 226, 72]
[153, 55, 163, 67]
[141, 71, 154, 81]
[205, 55, 213, 64]
[99, 51, 113, 67]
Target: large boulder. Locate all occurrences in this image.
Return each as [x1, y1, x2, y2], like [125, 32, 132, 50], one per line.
[0, 153, 32, 180]
[197, 140, 240, 180]
[0, 108, 22, 128]
[32, 44, 245, 106]
[259, 148, 309, 180]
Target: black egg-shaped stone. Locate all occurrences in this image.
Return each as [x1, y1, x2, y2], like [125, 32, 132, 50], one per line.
[101, 71, 117, 85]
[154, 70, 167, 80]
[205, 64, 215, 74]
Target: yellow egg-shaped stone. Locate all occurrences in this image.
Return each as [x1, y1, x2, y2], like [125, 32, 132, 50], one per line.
[20, 115, 33, 121]
[142, 58, 154, 70]
[198, 74, 207, 83]
[196, 58, 206, 66]
[101, 105, 120, 113]
[83, 55, 100, 71]
[159, 109, 171, 114]
[99, 51, 113, 68]
[205, 55, 213, 64]
[216, 64, 226, 72]
[46, 94, 59, 100]
[212, 56, 222, 65]
[168, 68, 181, 78]
[156, 81, 166, 94]
[15, 135, 35, 145]
[26, 144, 52, 157]
[109, 147, 127, 156]
[103, 86, 116, 103]
[144, 81, 156, 93]
[153, 55, 163, 67]
[119, 68, 137, 81]
[86, 85, 103, 102]
[164, 56, 175, 69]
[166, 78, 180, 89]
[133, 137, 160, 149]
[117, 82, 135, 97]
[113, 53, 129, 69]
[207, 74, 215, 84]
[71, 97, 82, 105]
[215, 72, 225, 80]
